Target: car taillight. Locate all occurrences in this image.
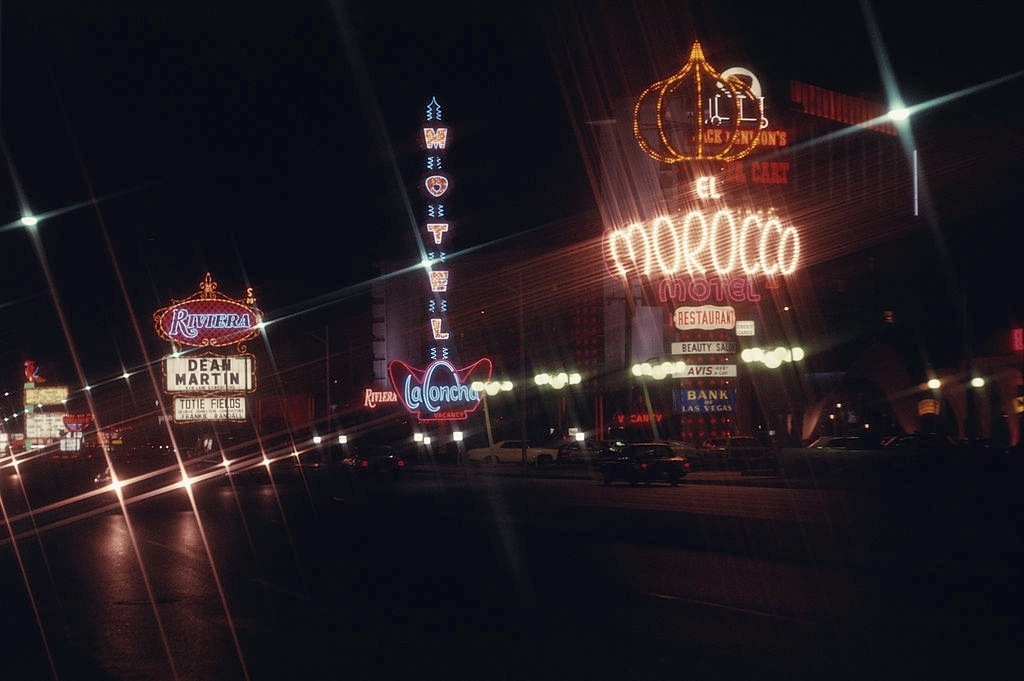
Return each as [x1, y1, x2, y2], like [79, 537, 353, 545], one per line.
[360, 459, 369, 468]
[396, 458, 406, 468]
[640, 462, 648, 469]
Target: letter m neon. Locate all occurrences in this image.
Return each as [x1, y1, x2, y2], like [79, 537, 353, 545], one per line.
[423, 127, 448, 150]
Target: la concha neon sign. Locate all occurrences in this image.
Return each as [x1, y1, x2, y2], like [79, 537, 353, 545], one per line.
[388, 358, 492, 422]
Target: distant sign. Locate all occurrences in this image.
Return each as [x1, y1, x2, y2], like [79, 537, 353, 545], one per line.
[672, 340, 737, 355]
[164, 355, 255, 393]
[680, 364, 737, 378]
[736, 320, 756, 336]
[26, 412, 66, 439]
[24, 386, 69, 406]
[672, 387, 737, 414]
[673, 306, 736, 331]
[173, 396, 246, 422]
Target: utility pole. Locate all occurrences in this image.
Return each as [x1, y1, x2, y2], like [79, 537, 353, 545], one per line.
[519, 268, 528, 470]
[324, 325, 330, 435]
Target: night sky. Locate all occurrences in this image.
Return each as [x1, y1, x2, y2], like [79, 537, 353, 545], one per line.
[0, 1, 1019, 386]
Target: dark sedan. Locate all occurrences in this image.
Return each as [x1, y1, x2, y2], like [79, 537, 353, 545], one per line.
[596, 442, 690, 486]
[341, 444, 407, 481]
[556, 439, 622, 465]
[700, 435, 779, 472]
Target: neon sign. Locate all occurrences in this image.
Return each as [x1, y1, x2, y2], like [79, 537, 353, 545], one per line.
[634, 42, 766, 163]
[388, 358, 492, 421]
[605, 176, 800, 285]
[154, 273, 262, 348]
[605, 208, 800, 279]
[363, 388, 399, 409]
[421, 96, 453, 362]
[387, 96, 493, 422]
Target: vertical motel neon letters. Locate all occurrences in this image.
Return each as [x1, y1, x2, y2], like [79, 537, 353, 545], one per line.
[423, 97, 452, 358]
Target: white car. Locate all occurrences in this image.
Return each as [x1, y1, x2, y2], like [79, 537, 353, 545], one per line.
[465, 440, 557, 465]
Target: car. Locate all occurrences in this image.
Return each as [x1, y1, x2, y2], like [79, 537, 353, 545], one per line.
[555, 439, 619, 465]
[282, 449, 327, 472]
[700, 435, 778, 472]
[341, 444, 407, 480]
[806, 435, 882, 451]
[881, 432, 958, 451]
[596, 441, 691, 486]
[93, 466, 112, 486]
[464, 440, 558, 465]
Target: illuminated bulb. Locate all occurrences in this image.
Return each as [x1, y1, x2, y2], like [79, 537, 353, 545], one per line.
[888, 107, 910, 121]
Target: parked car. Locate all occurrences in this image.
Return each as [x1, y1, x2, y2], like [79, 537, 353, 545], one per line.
[700, 435, 778, 472]
[555, 439, 619, 465]
[465, 440, 558, 465]
[806, 435, 882, 451]
[596, 441, 691, 486]
[881, 432, 958, 451]
[341, 444, 407, 480]
[659, 439, 705, 468]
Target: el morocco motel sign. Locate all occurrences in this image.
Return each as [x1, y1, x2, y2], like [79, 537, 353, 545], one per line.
[605, 176, 800, 283]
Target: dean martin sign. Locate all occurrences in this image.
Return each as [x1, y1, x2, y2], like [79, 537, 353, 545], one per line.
[164, 355, 255, 393]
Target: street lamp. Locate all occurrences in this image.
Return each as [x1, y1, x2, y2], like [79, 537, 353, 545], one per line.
[452, 429, 464, 465]
[311, 326, 331, 435]
[471, 379, 514, 450]
[534, 370, 582, 438]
